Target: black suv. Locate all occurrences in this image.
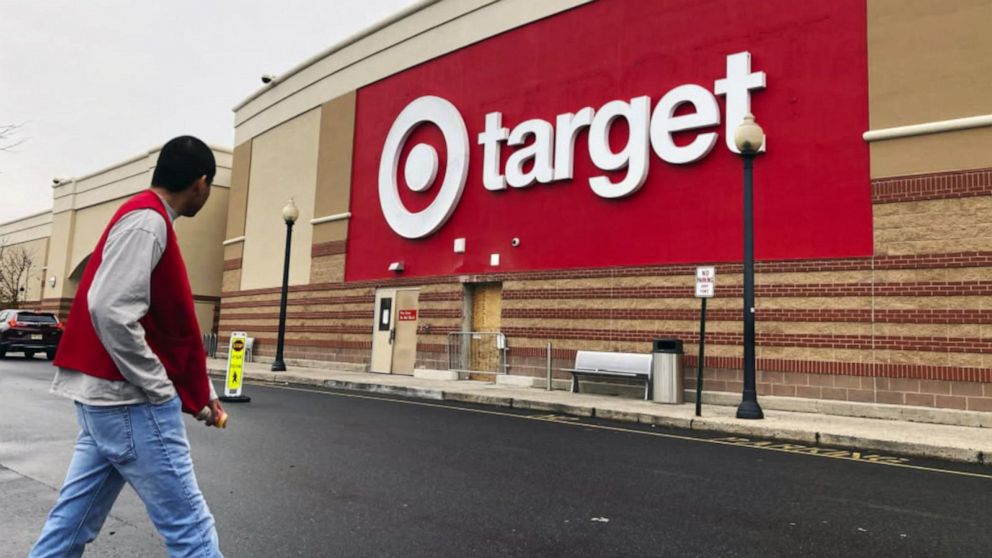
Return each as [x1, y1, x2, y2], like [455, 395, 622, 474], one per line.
[0, 309, 63, 360]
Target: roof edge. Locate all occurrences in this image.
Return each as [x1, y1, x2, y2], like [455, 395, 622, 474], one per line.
[0, 209, 54, 229]
[232, 0, 442, 113]
[59, 143, 233, 186]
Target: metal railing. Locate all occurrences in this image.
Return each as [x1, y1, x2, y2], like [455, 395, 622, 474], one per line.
[205, 334, 255, 363]
[446, 331, 508, 377]
[202, 333, 218, 358]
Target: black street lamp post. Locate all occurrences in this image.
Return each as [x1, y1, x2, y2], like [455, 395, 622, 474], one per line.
[271, 198, 299, 372]
[735, 114, 765, 420]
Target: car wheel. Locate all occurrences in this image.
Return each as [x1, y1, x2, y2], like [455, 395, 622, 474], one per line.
[24, 351, 36, 359]
[46, 350, 56, 361]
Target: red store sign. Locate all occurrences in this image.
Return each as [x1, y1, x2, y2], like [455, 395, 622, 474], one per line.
[347, 0, 871, 281]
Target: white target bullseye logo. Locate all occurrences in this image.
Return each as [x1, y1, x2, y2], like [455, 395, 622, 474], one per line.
[378, 96, 469, 239]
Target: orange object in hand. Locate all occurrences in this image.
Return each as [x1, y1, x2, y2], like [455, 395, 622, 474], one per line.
[197, 407, 229, 429]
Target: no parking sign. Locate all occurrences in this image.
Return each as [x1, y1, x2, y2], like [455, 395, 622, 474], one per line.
[695, 266, 716, 298]
[693, 267, 715, 417]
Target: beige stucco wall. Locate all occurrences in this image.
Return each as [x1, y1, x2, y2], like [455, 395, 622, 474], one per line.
[240, 108, 320, 290]
[0, 211, 52, 244]
[868, 0, 991, 128]
[193, 302, 216, 335]
[0, 237, 50, 303]
[68, 201, 120, 279]
[44, 211, 76, 300]
[869, 128, 992, 178]
[0, 211, 52, 303]
[312, 92, 356, 244]
[13, 237, 50, 302]
[223, 140, 253, 269]
[36, 145, 232, 332]
[176, 187, 229, 297]
[867, 0, 992, 177]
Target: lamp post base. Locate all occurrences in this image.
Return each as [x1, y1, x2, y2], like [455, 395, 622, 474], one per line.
[736, 398, 764, 419]
[271, 360, 286, 372]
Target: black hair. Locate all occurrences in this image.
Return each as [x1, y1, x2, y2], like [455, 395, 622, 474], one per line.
[151, 136, 216, 192]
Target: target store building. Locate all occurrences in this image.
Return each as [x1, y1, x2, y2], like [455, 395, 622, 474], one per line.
[220, 0, 992, 417]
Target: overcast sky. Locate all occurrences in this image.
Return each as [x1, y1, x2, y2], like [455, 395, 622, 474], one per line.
[0, 0, 416, 223]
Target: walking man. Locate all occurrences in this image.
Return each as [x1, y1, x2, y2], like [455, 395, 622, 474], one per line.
[31, 136, 225, 557]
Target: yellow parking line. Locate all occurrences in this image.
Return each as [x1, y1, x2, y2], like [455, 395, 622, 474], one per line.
[249, 381, 992, 480]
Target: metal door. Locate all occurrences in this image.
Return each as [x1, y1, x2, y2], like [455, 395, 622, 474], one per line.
[370, 288, 420, 374]
[390, 290, 420, 375]
[370, 289, 396, 373]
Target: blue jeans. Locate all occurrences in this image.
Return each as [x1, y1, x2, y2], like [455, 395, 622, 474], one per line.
[30, 396, 222, 557]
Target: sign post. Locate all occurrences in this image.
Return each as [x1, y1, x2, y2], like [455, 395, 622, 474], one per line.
[220, 331, 251, 403]
[694, 267, 715, 417]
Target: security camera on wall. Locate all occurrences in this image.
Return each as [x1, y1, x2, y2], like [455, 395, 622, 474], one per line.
[261, 74, 276, 84]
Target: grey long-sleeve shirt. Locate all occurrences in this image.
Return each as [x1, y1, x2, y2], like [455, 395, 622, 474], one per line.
[50, 196, 217, 405]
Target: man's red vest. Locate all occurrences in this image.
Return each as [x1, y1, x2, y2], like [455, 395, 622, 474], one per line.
[54, 190, 211, 415]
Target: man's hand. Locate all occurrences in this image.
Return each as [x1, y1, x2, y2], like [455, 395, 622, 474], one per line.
[197, 399, 227, 427]
[206, 398, 226, 427]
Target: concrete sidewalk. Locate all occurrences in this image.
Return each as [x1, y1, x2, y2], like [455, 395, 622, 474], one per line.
[207, 358, 992, 465]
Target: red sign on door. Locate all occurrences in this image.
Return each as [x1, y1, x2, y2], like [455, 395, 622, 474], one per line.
[398, 310, 418, 321]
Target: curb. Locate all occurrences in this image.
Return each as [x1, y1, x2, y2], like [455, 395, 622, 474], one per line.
[209, 370, 988, 466]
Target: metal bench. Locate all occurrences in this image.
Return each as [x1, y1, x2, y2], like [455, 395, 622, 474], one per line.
[563, 350, 653, 400]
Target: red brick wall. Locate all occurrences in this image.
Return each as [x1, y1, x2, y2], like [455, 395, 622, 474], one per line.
[217, 168, 992, 412]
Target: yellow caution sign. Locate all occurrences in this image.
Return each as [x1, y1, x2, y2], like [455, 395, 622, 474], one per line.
[220, 331, 251, 402]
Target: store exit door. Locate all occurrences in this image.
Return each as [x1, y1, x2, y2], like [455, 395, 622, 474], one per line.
[370, 288, 420, 374]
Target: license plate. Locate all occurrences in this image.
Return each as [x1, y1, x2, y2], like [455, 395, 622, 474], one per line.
[31, 334, 43, 340]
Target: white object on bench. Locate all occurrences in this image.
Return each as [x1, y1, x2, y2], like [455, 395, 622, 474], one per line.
[563, 350, 653, 400]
